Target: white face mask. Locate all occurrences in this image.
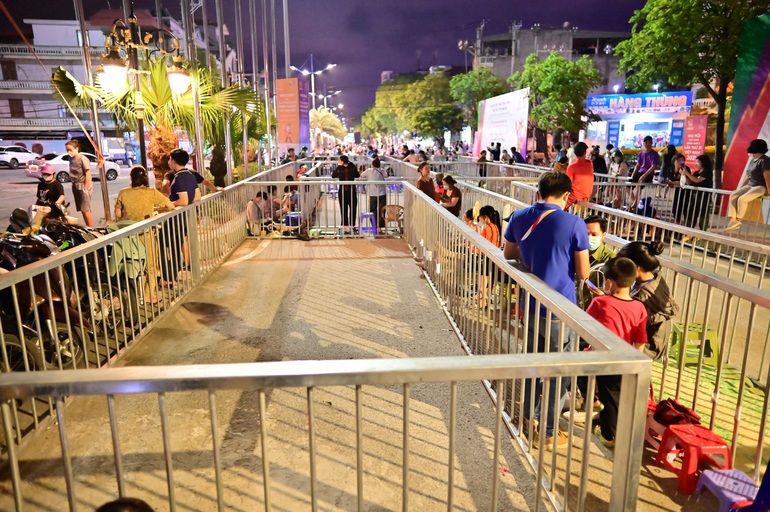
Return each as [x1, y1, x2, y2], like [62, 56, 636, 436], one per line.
[588, 235, 603, 251]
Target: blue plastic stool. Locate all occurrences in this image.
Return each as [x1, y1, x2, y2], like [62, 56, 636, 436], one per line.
[284, 212, 302, 227]
[387, 177, 403, 192]
[360, 212, 377, 235]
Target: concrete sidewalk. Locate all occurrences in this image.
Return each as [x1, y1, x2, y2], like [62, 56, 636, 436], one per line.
[1, 239, 537, 511]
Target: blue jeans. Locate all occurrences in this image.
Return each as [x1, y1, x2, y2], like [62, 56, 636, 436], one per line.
[522, 314, 573, 438]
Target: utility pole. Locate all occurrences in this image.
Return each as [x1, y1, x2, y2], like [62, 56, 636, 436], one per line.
[215, 0, 233, 183]
[282, 0, 290, 78]
[261, 0, 273, 164]
[474, 20, 485, 70]
[73, 0, 110, 221]
[235, 0, 249, 177]
[510, 21, 522, 77]
[249, 0, 262, 173]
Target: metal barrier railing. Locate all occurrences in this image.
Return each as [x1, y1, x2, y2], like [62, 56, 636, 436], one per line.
[502, 180, 770, 286]
[403, 183, 650, 511]
[453, 180, 770, 479]
[0, 350, 648, 512]
[0, 177, 652, 511]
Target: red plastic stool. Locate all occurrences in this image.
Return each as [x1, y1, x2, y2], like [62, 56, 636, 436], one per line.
[655, 423, 732, 494]
[645, 400, 667, 450]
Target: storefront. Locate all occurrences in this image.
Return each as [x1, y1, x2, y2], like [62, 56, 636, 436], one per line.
[585, 91, 693, 150]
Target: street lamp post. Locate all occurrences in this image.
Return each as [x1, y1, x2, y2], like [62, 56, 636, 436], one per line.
[318, 85, 341, 109]
[290, 54, 336, 110]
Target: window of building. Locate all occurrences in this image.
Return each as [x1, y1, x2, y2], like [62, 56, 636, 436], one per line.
[1, 61, 18, 80]
[9, 99, 24, 118]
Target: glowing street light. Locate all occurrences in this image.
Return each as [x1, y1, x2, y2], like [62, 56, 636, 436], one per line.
[290, 54, 336, 109]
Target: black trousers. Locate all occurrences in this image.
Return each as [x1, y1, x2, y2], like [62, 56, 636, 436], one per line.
[369, 194, 387, 228]
[338, 186, 358, 226]
[597, 374, 622, 440]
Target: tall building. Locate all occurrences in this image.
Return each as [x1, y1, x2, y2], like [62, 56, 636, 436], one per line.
[0, 10, 236, 148]
[476, 25, 629, 96]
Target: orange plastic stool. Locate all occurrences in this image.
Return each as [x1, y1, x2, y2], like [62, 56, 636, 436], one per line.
[655, 423, 732, 494]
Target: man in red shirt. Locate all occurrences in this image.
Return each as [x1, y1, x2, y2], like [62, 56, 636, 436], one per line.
[565, 142, 594, 210]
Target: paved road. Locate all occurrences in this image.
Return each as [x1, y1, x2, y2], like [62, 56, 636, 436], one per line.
[0, 166, 131, 228]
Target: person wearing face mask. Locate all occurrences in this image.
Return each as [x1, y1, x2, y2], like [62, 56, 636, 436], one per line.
[34, 163, 66, 208]
[577, 215, 615, 310]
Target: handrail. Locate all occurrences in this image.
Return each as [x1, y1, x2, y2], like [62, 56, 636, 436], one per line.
[0, 351, 648, 399]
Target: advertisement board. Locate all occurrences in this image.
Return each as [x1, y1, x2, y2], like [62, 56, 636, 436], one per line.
[276, 78, 311, 156]
[474, 88, 529, 159]
[682, 115, 708, 167]
[587, 91, 693, 115]
[670, 119, 685, 147]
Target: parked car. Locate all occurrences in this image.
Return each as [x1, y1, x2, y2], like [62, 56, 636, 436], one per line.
[24, 153, 121, 182]
[0, 146, 40, 169]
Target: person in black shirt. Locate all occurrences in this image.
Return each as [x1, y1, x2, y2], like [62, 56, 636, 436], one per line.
[35, 164, 65, 206]
[680, 154, 714, 231]
[331, 155, 360, 226]
[590, 146, 608, 174]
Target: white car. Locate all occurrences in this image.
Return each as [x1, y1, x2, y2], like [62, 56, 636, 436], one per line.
[24, 153, 121, 183]
[0, 145, 40, 169]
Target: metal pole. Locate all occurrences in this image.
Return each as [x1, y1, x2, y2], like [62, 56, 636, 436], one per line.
[155, 0, 163, 30]
[310, 73, 316, 110]
[282, 0, 289, 78]
[261, 0, 273, 165]
[215, 0, 233, 183]
[181, 0, 206, 177]
[234, 0, 249, 177]
[74, 0, 110, 222]
[201, 0, 211, 69]
[122, 1, 147, 172]
[249, 0, 262, 173]
[270, 0, 278, 85]
[323, 84, 327, 109]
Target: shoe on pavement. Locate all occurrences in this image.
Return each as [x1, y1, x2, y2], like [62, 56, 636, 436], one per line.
[533, 430, 569, 450]
[724, 220, 742, 232]
[594, 425, 615, 448]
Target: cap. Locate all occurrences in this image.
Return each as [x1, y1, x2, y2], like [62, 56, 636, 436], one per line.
[40, 163, 55, 175]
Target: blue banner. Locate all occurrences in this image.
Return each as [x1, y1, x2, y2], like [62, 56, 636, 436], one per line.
[607, 121, 620, 148]
[587, 91, 693, 115]
[670, 119, 685, 146]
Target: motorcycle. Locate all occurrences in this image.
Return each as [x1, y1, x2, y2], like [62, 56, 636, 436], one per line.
[0, 233, 87, 371]
[40, 217, 142, 334]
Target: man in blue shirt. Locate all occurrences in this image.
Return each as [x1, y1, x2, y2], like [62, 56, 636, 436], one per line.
[503, 172, 590, 448]
[168, 149, 200, 207]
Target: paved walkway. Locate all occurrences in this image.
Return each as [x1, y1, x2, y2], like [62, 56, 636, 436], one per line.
[0, 238, 734, 511]
[0, 239, 534, 511]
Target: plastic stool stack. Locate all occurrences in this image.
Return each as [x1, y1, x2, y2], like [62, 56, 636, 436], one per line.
[671, 322, 719, 367]
[696, 469, 757, 512]
[644, 400, 666, 451]
[359, 212, 377, 236]
[655, 423, 732, 494]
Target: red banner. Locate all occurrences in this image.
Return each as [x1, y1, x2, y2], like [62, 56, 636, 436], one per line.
[682, 115, 708, 168]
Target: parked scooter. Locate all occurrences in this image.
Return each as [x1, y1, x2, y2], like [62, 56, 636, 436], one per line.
[0, 233, 87, 371]
[40, 217, 142, 333]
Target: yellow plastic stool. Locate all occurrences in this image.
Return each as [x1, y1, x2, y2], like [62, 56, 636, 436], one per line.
[670, 322, 719, 367]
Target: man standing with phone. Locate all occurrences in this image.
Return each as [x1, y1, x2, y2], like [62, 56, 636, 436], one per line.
[65, 139, 93, 226]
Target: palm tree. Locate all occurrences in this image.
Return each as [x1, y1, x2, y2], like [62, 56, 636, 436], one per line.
[52, 58, 266, 184]
[309, 107, 347, 150]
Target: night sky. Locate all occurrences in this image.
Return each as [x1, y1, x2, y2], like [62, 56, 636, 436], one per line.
[4, 0, 646, 124]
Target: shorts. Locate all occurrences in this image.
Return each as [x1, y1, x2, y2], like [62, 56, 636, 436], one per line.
[72, 183, 93, 213]
[630, 172, 653, 184]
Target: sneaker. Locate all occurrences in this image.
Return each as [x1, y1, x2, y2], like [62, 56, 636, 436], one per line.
[724, 220, 742, 232]
[594, 425, 615, 448]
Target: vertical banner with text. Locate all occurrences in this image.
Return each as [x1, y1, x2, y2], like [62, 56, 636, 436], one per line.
[276, 78, 311, 157]
[682, 115, 708, 168]
[607, 121, 620, 148]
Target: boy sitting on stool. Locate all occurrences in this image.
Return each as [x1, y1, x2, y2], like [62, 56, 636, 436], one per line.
[586, 256, 648, 447]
